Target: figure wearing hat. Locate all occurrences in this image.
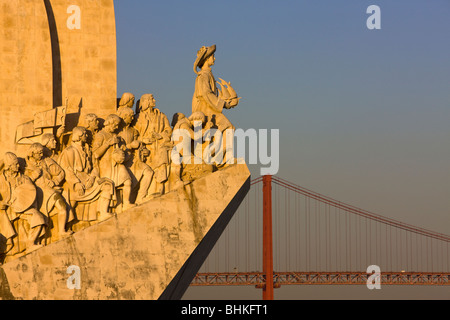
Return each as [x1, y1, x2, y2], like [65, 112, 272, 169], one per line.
[192, 44, 240, 133]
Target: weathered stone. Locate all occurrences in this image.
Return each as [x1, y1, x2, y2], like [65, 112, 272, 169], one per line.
[0, 0, 117, 155]
[0, 1, 248, 301]
[0, 164, 250, 300]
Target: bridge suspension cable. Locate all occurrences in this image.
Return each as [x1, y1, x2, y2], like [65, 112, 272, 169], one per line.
[193, 175, 450, 290]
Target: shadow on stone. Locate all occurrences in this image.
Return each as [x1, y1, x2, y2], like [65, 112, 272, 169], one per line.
[43, 0, 62, 108]
[0, 267, 15, 300]
[159, 175, 251, 300]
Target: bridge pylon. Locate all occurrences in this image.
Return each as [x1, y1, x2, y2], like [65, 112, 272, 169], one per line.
[262, 175, 274, 300]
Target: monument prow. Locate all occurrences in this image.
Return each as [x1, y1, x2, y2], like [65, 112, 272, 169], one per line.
[0, 164, 250, 300]
[0, 1, 247, 300]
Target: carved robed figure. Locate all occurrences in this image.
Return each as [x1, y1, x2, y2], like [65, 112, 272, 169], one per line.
[59, 127, 115, 222]
[192, 44, 240, 132]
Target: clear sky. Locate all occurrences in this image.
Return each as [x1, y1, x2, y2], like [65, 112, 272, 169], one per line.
[114, 1, 450, 299]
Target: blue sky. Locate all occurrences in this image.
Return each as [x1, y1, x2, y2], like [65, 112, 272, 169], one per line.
[114, 1, 450, 299]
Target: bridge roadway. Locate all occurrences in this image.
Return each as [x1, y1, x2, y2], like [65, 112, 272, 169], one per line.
[191, 271, 450, 286]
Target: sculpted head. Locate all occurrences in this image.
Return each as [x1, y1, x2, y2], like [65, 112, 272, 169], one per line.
[119, 92, 135, 109]
[171, 112, 186, 127]
[194, 44, 216, 74]
[104, 114, 121, 133]
[28, 143, 45, 161]
[188, 111, 206, 124]
[41, 133, 57, 150]
[138, 94, 155, 112]
[205, 54, 215, 67]
[85, 113, 100, 132]
[117, 106, 135, 126]
[4, 152, 20, 173]
[72, 126, 87, 144]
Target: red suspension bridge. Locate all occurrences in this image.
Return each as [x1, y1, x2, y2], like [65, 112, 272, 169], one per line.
[190, 175, 450, 299]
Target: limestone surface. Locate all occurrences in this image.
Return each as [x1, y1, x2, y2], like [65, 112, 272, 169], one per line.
[0, 164, 250, 300]
[0, 0, 248, 300]
[0, 0, 117, 155]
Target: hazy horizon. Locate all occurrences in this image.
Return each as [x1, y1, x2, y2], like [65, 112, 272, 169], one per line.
[114, 0, 450, 300]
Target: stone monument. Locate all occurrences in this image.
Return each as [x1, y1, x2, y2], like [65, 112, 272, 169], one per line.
[0, 1, 249, 300]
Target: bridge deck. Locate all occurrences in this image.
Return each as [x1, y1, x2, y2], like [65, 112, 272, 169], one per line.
[191, 272, 450, 286]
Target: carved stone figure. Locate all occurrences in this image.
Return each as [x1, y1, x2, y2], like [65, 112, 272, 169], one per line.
[25, 143, 74, 239]
[0, 162, 16, 261]
[84, 113, 101, 148]
[171, 112, 195, 184]
[135, 94, 173, 196]
[171, 112, 195, 151]
[92, 115, 134, 210]
[117, 106, 154, 204]
[192, 44, 239, 132]
[132, 144, 154, 204]
[180, 112, 215, 181]
[59, 127, 115, 222]
[117, 107, 140, 149]
[0, 152, 47, 255]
